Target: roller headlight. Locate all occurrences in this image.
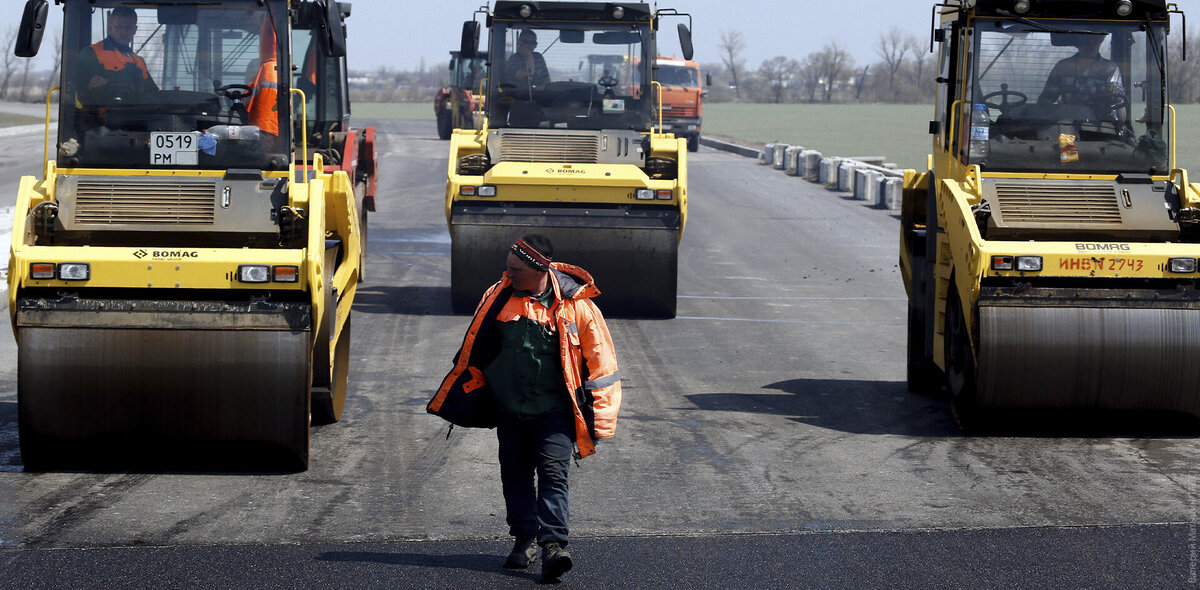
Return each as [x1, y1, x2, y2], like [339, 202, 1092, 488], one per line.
[1169, 257, 1198, 273]
[635, 189, 655, 200]
[1115, 0, 1133, 16]
[58, 263, 90, 281]
[460, 185, 496, 197]
[238, 265, 270, 283]
[1012, 0, 1031, 14]
[1015, 255, 1043, 272]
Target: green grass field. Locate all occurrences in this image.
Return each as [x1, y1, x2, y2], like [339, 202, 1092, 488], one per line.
[0, 112, 45, 128]
[356, 101, 1200, 174]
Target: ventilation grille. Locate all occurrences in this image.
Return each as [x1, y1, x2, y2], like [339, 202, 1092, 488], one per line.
[73, 181, 216, 225]
[993, 181, 1121, 225]
[664, 104, 698, 118]
[497, 132, 599, 163]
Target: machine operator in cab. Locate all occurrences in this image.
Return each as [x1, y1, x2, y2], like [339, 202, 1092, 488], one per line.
[77, 6, 158, 98]
[1037, 33, 1126, 125]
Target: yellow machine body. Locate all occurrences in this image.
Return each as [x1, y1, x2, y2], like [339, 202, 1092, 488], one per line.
[900, 0, 1200, 428]
[445, 1, 693, 318]
[10, 0, 360, 470]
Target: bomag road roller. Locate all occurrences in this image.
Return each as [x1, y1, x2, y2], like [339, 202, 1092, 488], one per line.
[901, 0, 1200, 431]
[10, 0, 362, 470]
[447, 1, 694, 317]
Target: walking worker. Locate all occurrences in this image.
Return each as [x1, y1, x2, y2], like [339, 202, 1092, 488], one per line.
[427, 234, 622, 583]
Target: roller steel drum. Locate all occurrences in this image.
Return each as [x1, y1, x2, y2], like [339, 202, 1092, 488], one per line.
[450, 204, 680, 318]
[978, 304, 1200, 415]
[16, 298, 312, 470]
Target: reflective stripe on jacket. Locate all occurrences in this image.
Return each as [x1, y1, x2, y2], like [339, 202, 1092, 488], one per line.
[428, 262, 622, 459]
[247, 20, 280, 136]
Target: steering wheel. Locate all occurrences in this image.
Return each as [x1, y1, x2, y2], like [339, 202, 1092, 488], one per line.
[598, 74, 619, 88]
[216, 84, 253, 101]
[982, 87, 1028, 112]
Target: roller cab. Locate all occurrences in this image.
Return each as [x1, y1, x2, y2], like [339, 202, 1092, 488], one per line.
[901, 0, 1200, 430]
[11, 0, 361, 470]
[447, 1, 694, 318]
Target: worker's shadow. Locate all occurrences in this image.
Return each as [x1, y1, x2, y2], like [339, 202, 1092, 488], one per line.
[316, 551, 537, 581]
[352, 285, 456, 316]
[686, 378, 959, 437]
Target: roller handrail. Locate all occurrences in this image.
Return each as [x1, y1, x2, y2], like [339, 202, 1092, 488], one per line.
[291, 88, 308, 184]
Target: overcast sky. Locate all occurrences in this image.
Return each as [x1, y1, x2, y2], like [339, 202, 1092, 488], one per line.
[2, 1, 1192, 74]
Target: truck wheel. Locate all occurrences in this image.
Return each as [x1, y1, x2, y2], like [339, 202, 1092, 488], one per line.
[437, 111, 452, 140]
[687, 135, 699, 152]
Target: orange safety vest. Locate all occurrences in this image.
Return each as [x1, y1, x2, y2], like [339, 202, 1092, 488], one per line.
[428, 263, 622, 459]
[88, 39, 152, 85]
[246, 21, 280, 136]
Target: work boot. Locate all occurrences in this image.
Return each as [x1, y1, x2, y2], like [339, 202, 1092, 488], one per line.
[503, 536, 538, 569]
[540, 542, 573, 582]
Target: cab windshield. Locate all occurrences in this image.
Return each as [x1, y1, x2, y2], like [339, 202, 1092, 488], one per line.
[292, 27, 346, 145]
[452, 53, 487, 92]
[58, 1, 290, 170]
[486, 22, 652, 130]
[969, 19, 1168, 174]
[657, 64, 698, 88]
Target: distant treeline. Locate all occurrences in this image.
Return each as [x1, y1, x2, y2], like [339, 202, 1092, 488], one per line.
[350, 29, 1200, 106]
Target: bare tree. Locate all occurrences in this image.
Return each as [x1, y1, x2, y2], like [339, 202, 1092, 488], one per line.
[876, 27, 907, 100]
[816, 42, 853, 102]
[17, 52, 33, 102]
[0, 26, 20, 99]
[46, 27, 63, 94]
[1169, 33, 1200, 103]
[907, 34, 933, 101]
[798, 53, 822, 103]
[718, 29, 746, 100]
[758, 56, 798, 103]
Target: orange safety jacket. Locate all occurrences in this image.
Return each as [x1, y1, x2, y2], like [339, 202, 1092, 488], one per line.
[428, 263, 622, 459]
[247, 21, 280, 136]
[83, 38, 155, 90]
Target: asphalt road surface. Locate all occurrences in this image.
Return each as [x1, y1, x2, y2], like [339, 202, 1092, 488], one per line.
[0, 120, 1196, 589]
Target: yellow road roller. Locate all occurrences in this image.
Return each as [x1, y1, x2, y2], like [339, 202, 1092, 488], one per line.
[11, 0, 361, 469]
[447, 1, 693, 317]
[901, 0, 1200, 430]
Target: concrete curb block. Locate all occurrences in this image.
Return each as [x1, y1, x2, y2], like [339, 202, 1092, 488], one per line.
[698, 136, 906, 211]
[772, 144, 788, 170]
[784, 146, 803, 176]
[699, 136, 763, 160]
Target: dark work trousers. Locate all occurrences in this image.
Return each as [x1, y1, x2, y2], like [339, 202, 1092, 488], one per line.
[496, 410, 574, 547]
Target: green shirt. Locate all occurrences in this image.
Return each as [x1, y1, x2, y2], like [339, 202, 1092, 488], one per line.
[484, 288, 571, 419]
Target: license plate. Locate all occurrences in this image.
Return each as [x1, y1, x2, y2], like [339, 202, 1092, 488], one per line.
[150, 132, 201, 166]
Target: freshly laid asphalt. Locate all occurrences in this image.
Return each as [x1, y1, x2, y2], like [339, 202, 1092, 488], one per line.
[0, 119, 1196, 589]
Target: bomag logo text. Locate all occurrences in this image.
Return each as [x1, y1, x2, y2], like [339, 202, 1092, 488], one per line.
[1075, 243, 1131, 252]
[547, 168, 586, 175]
[152, 251, 199, 258]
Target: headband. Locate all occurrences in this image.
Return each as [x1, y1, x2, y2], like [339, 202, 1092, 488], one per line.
[511, 239, 551, 272]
